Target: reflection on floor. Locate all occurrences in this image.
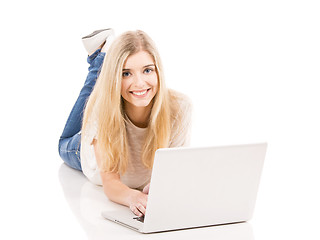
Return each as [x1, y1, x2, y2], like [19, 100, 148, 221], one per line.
[58, 163, 255, 240]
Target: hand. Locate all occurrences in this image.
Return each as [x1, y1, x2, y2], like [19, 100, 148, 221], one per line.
[142, 183, 150, 194]
[128, 190, 148, 217]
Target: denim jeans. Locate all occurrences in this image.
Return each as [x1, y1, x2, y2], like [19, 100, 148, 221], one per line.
[58, 49, 105, 171]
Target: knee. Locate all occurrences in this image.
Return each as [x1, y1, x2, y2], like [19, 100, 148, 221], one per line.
[58, 137, 82, 171]
[58, 137, 66, 158]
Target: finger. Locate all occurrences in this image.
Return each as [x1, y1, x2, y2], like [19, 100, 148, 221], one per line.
[139, 195, 148, 208]
[136, 203, 146, 215]
[142, 183, 150, 194]
[130, 205, 143, 217]
[136, 194, 148, 209]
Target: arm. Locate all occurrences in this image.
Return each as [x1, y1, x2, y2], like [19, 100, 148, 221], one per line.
[169, 97, 193, 148]
[93, 140, 147, 217]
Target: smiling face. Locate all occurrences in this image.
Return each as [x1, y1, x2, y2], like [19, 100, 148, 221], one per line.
[121, 50, 158, 110]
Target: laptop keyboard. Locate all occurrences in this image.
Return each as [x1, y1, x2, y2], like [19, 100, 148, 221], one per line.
[133, 216, 145, 223]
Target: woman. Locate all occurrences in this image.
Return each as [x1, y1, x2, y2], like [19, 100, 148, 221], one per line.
[58, 29, 192, 217]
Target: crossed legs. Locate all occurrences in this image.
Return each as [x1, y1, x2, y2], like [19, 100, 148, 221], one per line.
[58, 49, 105, 170]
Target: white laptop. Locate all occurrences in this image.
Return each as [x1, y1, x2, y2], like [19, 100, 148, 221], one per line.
[102, 142, 267, 233]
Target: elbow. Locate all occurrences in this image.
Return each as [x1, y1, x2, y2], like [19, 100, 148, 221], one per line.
[103, 186, 112, 200]
[102, 180, 116, 201]
[99, 170, 124, 203]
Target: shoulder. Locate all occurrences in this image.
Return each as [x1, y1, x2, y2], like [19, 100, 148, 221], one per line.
[168, 88, 193, 117]
[167, 89, 193, 147]
[167, 88, 193, 132]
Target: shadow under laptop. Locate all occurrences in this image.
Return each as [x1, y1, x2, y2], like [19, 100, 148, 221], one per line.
[58, 163, 255, 240]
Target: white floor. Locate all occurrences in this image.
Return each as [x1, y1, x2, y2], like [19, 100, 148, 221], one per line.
[2, 152, 320, 239]
[45, 162, 320, 239]
[58, 163, 255, 239]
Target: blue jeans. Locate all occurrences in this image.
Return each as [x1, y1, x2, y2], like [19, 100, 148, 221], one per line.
[58, 49, 105, 171]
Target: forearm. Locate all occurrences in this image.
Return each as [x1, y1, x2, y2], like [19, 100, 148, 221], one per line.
[102, 177, 139, 207]
[94, 140, 146, 215]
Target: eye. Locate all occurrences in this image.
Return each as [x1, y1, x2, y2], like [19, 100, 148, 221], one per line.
[122, 71, 131, 77]
[144, 68, 153, 74]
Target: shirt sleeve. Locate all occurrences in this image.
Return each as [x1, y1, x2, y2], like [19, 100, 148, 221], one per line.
[169, 96, 193, 148]
[81, 112, 99, 170]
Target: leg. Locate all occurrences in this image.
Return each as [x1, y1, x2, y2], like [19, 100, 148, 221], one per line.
[58, 49, 106, 170]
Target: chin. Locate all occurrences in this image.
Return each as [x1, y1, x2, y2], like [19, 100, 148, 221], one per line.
[122, 93, 156, 109]
[131, 100, 153, 108]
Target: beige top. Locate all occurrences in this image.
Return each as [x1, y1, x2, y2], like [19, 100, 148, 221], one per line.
[80, 89, 192, 190]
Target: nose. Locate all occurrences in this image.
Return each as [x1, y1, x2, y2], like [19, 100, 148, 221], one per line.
[133, 73, 145, 88]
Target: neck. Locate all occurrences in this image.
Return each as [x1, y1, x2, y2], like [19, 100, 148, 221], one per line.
[124, 100, 153, 128]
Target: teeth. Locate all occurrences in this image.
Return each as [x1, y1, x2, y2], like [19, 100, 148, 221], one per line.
[132, 90, 147, 96]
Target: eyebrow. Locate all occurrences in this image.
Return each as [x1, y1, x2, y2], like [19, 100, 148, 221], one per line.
[122, 64, 155, 71]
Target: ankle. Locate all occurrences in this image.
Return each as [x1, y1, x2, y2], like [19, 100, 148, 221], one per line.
[101, 35, 114, 53]
[99, 41, 106, 51]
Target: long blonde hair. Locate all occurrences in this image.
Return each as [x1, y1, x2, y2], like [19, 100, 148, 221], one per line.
[82, 30, 176, 174]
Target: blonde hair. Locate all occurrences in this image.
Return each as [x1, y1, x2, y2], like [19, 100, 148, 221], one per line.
[82, 30, 178, 174]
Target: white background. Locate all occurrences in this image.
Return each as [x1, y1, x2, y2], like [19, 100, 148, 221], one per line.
[1, 0, 319, 239]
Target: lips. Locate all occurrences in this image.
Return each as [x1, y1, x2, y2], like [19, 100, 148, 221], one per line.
[129, 88, 151, 94]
